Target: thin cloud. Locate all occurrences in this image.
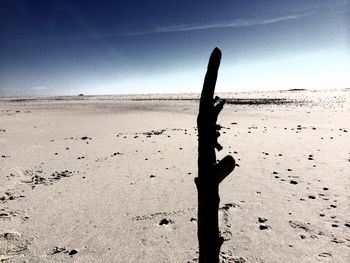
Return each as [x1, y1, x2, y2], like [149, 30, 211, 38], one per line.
[153, 13, 311, 34]
[2, 12, 311, 44]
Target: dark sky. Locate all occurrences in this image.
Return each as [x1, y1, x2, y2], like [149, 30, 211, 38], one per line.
[0, 0, 349, 95]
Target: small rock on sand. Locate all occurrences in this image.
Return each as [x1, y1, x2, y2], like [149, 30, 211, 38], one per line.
[258, 217, 268, 223]
[259, 225, 270, 230]
[68, 249, 78, 256]
[159, 219, 170, 225]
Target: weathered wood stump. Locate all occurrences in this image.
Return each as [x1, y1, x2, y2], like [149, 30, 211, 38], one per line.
[195, 47, 235, 263]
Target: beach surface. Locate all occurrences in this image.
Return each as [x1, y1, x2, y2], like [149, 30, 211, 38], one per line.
[1, 89, 349, 262]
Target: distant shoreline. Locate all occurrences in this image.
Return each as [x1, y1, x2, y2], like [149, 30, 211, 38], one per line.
[1, 87, 349, 100]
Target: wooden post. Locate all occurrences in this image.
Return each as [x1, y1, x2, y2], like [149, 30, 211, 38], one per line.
[195, 47, 235, 263]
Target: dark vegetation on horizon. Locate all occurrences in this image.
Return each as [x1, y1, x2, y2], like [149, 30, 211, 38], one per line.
[2, 97, 311, 106]
[131, 98, 305, 105]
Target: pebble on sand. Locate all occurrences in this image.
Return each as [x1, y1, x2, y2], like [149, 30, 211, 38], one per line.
[259, 224, 269, 230]
[159, 219, 170, 225]
[68, 249, 78, 256]
[258, 217, 268, 223]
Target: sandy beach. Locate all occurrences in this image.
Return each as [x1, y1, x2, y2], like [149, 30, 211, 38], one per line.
[1, 89, 349, 262]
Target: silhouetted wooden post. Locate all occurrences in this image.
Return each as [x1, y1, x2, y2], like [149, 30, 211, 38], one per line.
[195, 47, 235, 263]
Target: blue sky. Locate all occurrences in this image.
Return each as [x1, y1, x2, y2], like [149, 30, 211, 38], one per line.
[0, 0, 349, 95]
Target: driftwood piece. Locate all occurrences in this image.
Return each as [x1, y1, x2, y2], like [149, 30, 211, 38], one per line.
[195, 47, 236, 263]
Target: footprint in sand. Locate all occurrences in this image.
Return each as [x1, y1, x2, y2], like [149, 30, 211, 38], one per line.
[218, 203, 240, 240]
[0, 232, 29, 260]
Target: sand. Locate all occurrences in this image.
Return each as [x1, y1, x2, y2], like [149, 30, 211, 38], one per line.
[0, 89, 349, 262]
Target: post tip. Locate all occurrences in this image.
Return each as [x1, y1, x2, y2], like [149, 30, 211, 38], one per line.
[213, 47, 222, 56]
